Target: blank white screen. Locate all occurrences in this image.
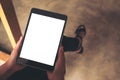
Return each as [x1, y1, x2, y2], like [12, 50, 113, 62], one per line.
[20, 13, 65, 66]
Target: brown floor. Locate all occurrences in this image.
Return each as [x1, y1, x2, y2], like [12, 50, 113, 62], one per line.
[0, 0, 120, 80]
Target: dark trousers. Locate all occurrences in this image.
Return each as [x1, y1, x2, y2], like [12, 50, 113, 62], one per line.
[8, 36, 80, 80]
[62, 36, 79, 51]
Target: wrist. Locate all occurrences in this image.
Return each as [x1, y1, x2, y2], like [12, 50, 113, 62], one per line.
[0, 62, 9, 80]
[0, 62, 15, 80]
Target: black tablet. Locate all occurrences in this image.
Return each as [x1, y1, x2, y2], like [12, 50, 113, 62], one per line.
[17, 8, 67, 71]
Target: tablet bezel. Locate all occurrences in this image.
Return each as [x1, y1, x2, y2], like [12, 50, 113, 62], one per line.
[17, 8, 67, 71]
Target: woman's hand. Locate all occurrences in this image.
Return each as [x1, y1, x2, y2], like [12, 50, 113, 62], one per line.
[0, 37, 25, 80]
[47, 46, 66, 80]
[6, 37, 24, 71]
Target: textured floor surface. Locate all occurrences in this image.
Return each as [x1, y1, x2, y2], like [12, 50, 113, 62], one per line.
[0, 0, 120, 80]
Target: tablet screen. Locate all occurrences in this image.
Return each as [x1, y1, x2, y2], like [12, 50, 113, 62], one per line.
[19, 11, 66, 67]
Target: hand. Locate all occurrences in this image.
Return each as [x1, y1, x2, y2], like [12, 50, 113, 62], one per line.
[6, 36, 24, 71]
[47, 46, 66, 80]
[0, 36, 25, 80]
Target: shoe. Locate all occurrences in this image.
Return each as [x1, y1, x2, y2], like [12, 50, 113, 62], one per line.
[75, 25, 86, 54]
[75, 25, 86, 39]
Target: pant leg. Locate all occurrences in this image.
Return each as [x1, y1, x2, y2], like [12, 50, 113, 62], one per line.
[8, 67, 48, 80]
[62, 36, 80, 51]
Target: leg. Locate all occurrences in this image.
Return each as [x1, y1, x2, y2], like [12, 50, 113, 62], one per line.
[62, 36, 80, 52]
[8, 67, 48, 80]
[62, 25, 86, 53]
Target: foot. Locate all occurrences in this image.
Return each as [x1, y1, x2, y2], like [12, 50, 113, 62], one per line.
[75, 25, 86, 53]
[75, 25, 86, 39]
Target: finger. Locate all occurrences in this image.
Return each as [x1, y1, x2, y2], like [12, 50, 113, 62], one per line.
[55, 46, 65, 71]
[9, 36, 23, 65]
[57, 46, 65, 63]
[11, 36, 23, 59]
[13, 64, 26, 72]
[7, 36, 23, 68]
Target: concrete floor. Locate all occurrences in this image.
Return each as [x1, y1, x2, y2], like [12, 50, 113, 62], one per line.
[0, 0, 120, 80]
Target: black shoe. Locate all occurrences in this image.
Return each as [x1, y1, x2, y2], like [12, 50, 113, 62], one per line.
[75, 25, 86, 38]
[75, 25, 86, 54]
